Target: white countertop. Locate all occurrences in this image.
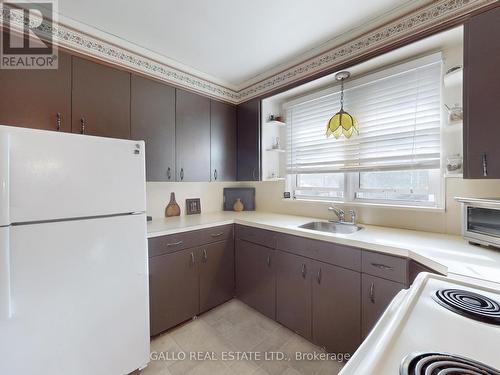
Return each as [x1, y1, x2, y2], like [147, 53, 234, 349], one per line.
[147, 211, 500, 285]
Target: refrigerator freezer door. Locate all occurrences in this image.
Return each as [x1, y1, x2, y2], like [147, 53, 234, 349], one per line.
[0, 227, 11, 319]
[4, 126, 146, 223]
[0, 130, 9, 226]
[0, 214, 150, 375]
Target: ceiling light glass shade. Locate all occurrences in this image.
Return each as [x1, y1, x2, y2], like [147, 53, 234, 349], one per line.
[326, 109, 358, 139]
[326, 70, 358, 139]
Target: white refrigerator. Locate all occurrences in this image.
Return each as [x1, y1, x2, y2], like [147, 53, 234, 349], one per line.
[0, 125, 150, 375]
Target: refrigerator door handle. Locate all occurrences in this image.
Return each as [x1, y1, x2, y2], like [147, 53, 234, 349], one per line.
[0, 131, 9, 227]
[0, 228, 11, 319]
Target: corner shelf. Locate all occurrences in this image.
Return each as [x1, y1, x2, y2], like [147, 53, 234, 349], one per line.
[266, 120, 287, 127]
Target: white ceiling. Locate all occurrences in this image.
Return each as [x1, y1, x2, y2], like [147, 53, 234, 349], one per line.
[52, 0, 432, 90]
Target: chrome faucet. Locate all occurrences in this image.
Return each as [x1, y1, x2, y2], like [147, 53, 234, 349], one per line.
[328, 205, 345, 222]
[349, 209, 357, 225]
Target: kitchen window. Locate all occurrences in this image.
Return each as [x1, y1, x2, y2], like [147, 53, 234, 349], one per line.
[285, 53, 443, 207]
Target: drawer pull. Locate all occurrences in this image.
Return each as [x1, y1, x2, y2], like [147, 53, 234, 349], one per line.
[191, 252, 195, 265]
[370, 282, 375, 303]
[166, 240, 183, 247]
[301, 263, 306, 278]
[203, 249, 208, 262]
[317, 268, 322, 284]
[211, 232, 224, 238]
[266, 255, 271, 267]
[370, 263, 393, 271]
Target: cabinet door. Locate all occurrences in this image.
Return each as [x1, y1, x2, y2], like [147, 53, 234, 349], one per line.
[361, 274, 404, 338]
[175, 89, 210, 181]
[0, 51, 71, 131]
[131, 75, 176, 181]
[210, 100, 237, 181]
[312, 261, 361, 354]
[199, 240, 235, 313]
[149, 248, 199, 336]
[237, 99, 261, 181]
[235, 239, 275, 320]
[72, 56, 131, 139]
[276, 251, 312, 339]
[464, 7, 500, 178]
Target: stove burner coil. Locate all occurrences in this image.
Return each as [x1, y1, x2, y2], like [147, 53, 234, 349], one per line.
[433, 289, 500, 325]
[401, 352, 500, 375]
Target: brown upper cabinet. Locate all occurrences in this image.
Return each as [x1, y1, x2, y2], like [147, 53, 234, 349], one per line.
[175, 89, 211, 182]
[237, 99, 261, 181]
[463, 7, 500, 178]
[131, 75, 176, 181]
[72, 56, 131, 139]
[0, 50, 72, 132]
[210, 100, 237, 181]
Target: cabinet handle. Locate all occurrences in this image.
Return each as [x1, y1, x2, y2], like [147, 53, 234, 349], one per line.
[266, 255, 271, 267]
[301, 263, 306, 278]
[482, 153, 488, 177]
[210, 232, 224, 238]
[317, 268, 322, 284]
[214, 169, 218, 181]
[166, 240, 183, 247]
[191, 252, 195, 265]
[370, 263, 393, 271]
[203, 249, 208, 262]
[80, 117, 86, 135]
[370, 282, 375, 303]
[180, 168, 184, 181]
[56, 112, 62, 131]
[167, 167, 171, 180]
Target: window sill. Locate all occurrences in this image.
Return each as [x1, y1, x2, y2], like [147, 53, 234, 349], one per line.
[281, 198, 445, 213]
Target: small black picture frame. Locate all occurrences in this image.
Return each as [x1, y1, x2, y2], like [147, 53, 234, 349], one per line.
[186, 198, 201, 215]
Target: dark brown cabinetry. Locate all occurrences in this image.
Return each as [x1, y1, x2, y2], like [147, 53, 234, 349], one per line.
[312, 261, 361, 354]
[149, 247, 199, 336]
[0, 51, 72, 131]
[72, 57, 131, 139]
[235, 239, 276, 320]
[175, 89, 211, 181]
[361, 274, 404, 338]
[463, 7, 500, 178]
[237, 99, 261, 181]
[199, 240, 235, 313]
[276, 251, 312, 339]
[131, 75, 176, 181]
[210, 100, 237, 181]
[148, 225, 235, 336]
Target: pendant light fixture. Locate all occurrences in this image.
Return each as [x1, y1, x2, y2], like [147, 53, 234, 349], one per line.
[326, 71, 358, 139]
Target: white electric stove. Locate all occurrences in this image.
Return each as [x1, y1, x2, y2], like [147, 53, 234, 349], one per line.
[340, 272, 500, 374]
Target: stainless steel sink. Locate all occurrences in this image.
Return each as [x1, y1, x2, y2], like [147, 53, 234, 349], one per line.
[299, 221, 362, 234]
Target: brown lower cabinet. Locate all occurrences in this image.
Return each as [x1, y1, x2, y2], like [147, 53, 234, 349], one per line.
[311, 261, 361, 354]
[361, 273, 404, 338]
[199, 240, 235, 313]
[276, 251, 312, 339]
[149, 247, 199, 336]
[235, 239, 276, 320]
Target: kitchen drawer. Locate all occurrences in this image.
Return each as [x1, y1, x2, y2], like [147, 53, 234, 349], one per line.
[235, 225, 276, 249]
[148, 231, 201, 257]
[362, 251, 407, 283]
[276, 234, 361, 272]
[199, 224, 233, 245]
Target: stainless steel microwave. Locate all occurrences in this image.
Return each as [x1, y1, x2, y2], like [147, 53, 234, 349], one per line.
[456, 197, 500, 248]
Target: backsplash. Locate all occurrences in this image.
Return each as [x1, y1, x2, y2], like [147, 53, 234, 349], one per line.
[147, 179, 500, 235]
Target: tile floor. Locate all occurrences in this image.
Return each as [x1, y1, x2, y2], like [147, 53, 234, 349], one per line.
[140, 299, 344, 375]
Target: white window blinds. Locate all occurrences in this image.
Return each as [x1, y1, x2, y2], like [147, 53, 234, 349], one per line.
[285, 54, 442, 174]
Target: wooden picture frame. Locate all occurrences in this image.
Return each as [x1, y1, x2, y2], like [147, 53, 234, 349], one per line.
[186, 198, 201, 215]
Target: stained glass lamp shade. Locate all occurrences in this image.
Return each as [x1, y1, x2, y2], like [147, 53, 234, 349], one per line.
[326, 71, 358, 139]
